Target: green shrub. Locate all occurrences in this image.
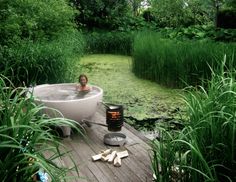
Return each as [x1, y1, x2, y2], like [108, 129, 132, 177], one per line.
[0, 31, 84, 86]
[158, 26, 236, 42]
[84, 31, 133, 55]
[0, 0, 84, 87]
[0, 0, 75, 43]
[0, 76, 81, 181]
[132, 31, 236, 88]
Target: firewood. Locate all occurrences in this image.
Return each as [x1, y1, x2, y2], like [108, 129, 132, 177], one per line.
[113, 156, 121, 167]
[108, 151, 117, 163]
[92, 154, 102, 161]
[116, 150, 128, 159]
[101, 154, 111, 162]
[101, 149, 112, 156]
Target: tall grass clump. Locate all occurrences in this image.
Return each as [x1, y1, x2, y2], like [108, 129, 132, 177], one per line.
[0, 0, 85, 87]
[0, 31, 84, 87]
[151, 57, 236, 181]
[84, 31, 133, 55]
[133, 31, 236, 88]
[0, 76, 81, 181]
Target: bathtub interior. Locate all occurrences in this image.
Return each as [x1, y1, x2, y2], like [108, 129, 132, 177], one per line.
[32, 84, 102, 102]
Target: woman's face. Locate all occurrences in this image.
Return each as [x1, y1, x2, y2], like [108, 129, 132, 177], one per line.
[79, 76, 87, 86]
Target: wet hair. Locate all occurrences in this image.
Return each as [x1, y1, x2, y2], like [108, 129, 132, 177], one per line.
[79, 74, 88, 82]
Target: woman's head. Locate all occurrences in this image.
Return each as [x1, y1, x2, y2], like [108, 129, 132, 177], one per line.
[79, 74, 88, 86]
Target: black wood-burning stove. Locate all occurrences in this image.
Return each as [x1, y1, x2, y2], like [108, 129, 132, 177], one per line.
[106, 104, 123, 132]
[82, 103, 126, 146]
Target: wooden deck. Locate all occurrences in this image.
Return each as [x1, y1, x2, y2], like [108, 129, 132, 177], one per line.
[60, 109, 153, 182]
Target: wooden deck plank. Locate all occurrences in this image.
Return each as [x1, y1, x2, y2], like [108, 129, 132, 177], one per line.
[58, 110, 153, 182]
[76, 135, 140, 182]
[80, 126, 146, 182]
[96, 114, 153, 181]
[86, 126, 152, 180]
[68, 140, 109, 182]
[89, 112, 153, 171]
[62, 141, 97, 182]
[69, 136, 120, 182]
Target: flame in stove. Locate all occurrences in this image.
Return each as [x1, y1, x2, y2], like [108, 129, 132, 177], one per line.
[108, 111, 121, 119]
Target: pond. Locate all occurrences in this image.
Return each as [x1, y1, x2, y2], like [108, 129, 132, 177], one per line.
[76, 54, 186, 137]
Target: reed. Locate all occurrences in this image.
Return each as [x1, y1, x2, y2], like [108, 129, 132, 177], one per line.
[0, 76, 81, 181]
[151, 57, 236, 181]
[133, 31, 236, 88]
[0, 30, 84, 87]
[84, 31, 133, 55]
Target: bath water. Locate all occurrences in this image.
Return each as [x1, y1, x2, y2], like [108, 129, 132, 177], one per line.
[34, 85, 99, 101]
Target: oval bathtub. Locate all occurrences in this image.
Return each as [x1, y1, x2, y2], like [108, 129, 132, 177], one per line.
[31, 83, 103, 136]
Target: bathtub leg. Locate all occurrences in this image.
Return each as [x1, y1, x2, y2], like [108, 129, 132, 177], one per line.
[61, 126, 71, 137]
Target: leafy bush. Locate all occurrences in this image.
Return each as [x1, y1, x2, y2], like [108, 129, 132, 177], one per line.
[84, 31, 133, 55]
[0, 76, 81, 181]
[158, 25, 236, 42]
[0, 0, 84, 87]
[0, 0, 75, 42]
[0, 31, 84, 86]
[72, 0, 130, 30]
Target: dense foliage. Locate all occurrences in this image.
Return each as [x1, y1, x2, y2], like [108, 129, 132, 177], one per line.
[151, 59, 236, 181]
[84, 31, 133, 55]
[0, 0, 84, 87]
[158, 25, 236, 42]
[148, 0, 236, 28]
[72, 0, 131, 30]
[133, 31, 236, 88]
[0, 77, 81, 181]
[71, 0, 235, 30]
[0, 1, 235, 181]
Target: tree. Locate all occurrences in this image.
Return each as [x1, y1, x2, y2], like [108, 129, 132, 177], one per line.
[147, 0, 234, 27]
[185, 0, 211, 25]
[197, 0, 235, 26]
[149, 0, 195, 27]
[0, 0, 78, 45]
[127, 0, 144, 16]
[72, 0, 130, 30]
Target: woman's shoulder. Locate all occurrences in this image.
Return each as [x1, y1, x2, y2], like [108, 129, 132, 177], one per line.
[79, 85, 91, 91]
[84, 85, 91, 91]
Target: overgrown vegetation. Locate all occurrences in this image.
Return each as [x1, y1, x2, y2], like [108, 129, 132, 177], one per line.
[151, 58, 236, 181]
[0, 76, 81, 181]
[158, 25, 236, 42]
[0, 1, 84, 180]
[72, 0, 130, 30]
[84, 31, 133, 55]
[0, 0, 235, 181]
[0, 0, 84, 87]
[133, 31, 236, 88]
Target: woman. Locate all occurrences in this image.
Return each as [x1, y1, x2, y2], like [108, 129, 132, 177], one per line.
[76, 74, 91, 92]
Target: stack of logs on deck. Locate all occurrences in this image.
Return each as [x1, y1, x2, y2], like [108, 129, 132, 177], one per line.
[92, 149, 129, 167]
